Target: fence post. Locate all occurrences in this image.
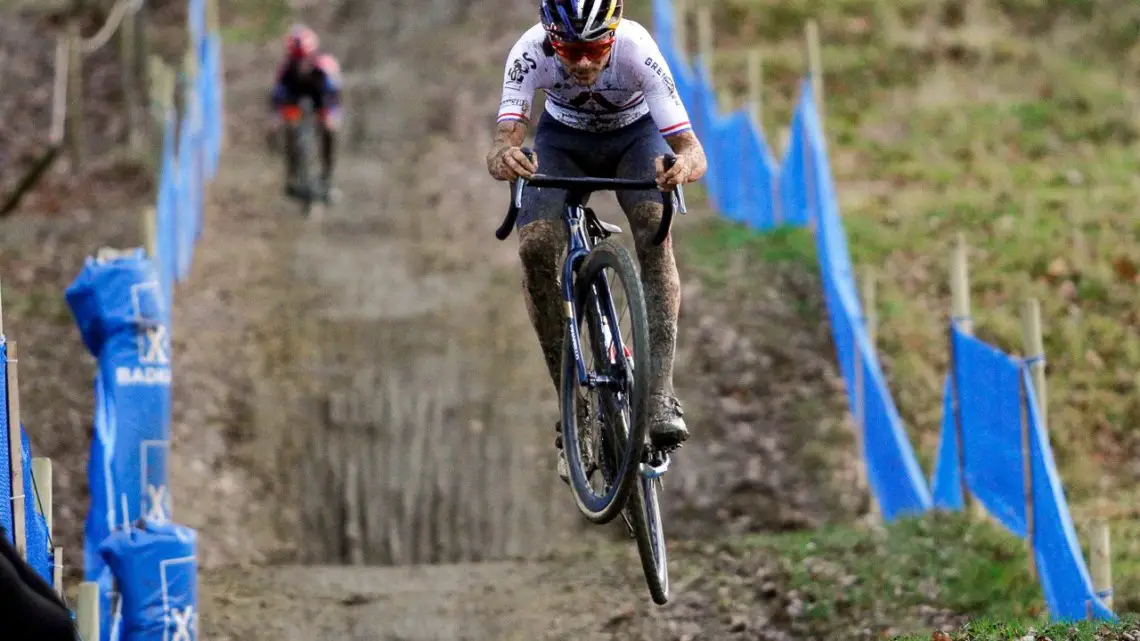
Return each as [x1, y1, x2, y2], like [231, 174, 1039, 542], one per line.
[859, 268, 881, 525]
[696, 6, 712, 67]
[949, 233, 987, 521]
[134, 0, 150, 101]
[141, 205, 157, 257]
[6, 341, 25, 559]
[30, 456, 60, 593]
[804, 19, 823, 115]
[1090, 518, 1113, 609]
[1020, 297, 1047, 582]
[1021, 298, 1047, 432]
[76, 581, 100, 641]
[1017, 352, 1037, 581]
[673, 0, 688, 57]
[66, 15, 85, 173]
[119, 6, 141, 150]
[53, 547, 63, 596]
[747, 48, 763, 128]
[30, 457, 51, 537]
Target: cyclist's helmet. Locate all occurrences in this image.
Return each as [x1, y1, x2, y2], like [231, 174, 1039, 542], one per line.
[540, 0, 623, 43]
[285, 24, 319, 59]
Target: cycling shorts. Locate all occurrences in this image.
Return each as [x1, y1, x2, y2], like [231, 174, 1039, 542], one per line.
[516, 111, 671, 229]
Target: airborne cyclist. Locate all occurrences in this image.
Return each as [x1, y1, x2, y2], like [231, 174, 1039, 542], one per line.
[485, 0, 708, 483]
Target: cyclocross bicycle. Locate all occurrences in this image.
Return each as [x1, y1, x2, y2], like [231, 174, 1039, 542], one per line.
[282, 97, 325, 217]
[495, 148, 686, 605]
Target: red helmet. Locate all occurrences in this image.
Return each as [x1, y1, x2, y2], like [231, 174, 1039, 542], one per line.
[285, 24, 318, 59]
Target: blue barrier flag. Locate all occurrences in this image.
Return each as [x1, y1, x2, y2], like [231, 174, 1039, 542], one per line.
[739, 123, 780, 230]
[156, 108, 179, 311]
[176, 110, 195, 282]
[100, 519, 198, 641]
[0, 341, 11, 543]
[951, 327, 1027, 537]
[1023, 369, 1116, 621]
[713, 111, 750, 223]
[930, 373, 965, 510]
[19, 426, 53, 585]
[651, 0, 675, 45]
[802, 77, 932, 519]
[65, 249, 173, 588]
[779, 94, 807, 228]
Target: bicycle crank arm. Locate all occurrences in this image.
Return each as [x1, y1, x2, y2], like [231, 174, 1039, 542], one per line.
[621, 510, 635, 540]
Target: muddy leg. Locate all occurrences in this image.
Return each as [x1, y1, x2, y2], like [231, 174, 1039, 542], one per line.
[625, 201, 681, 397]
[517, 219, 568, 394]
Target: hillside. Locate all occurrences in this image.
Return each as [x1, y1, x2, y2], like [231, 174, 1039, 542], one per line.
[690, 0, 1140, 568]
[3, 0, 1139, 638]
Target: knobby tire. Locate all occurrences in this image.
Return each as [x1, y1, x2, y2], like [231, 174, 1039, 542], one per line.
[628, 472, 669, 604]
[560, 238, 650, 525]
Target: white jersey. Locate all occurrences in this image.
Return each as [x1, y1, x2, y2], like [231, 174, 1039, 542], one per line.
[496, 20, 692, 136]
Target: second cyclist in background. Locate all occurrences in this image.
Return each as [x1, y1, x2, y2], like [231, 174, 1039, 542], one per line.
[269, 23, 343, 204]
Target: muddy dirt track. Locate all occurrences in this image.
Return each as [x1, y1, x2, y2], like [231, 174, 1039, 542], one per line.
[0, 0, 863, 638]
[190, 0, 865, 634]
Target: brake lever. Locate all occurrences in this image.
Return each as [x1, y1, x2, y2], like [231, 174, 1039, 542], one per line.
[513, 175, 526, 209]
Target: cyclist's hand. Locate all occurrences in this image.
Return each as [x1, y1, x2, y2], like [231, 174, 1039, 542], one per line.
[494, 147, 538, 181]
[655, 154, 690, 191]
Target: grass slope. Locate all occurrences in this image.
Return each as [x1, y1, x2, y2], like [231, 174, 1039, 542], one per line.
[663, 0, 1140, 625]
[699, 0, 1140, 504]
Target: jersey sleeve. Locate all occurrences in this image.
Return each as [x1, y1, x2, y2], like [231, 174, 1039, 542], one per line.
[630, 27, 692, 137]
[496, 29, 543, 126]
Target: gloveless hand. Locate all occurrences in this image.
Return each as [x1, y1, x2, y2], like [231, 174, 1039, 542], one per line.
[494, 146, 539, 181]
[654, 153, 691, 190]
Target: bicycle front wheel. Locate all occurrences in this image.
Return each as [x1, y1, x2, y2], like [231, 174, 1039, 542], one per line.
[560, 238, 650, 524]
[628, 471, 669, 604]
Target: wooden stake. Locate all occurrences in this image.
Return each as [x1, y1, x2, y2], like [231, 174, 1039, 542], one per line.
[30, 457, 52, 537]
[696, 6, 713, 67]
[66, 18, 84, 173]
[205, 0, 220, 32]
[950, 233, 973, 335]
[1021, 298, 1047, 432]
[949, 233, 986, 521]
[51, 37, 69, 146]
[76, 581, 100, 641]
[141, 205, 157, 257]
[1090, 519, 1113, 609]
[1018, 368, 1037, 581]
[747, 48, 763, 128]
[119, 8, 141, 150]
[53, 547, 62, 596]
[805, 19, 823, 113]
[863, 269, 878, 347]
[674, 0, 688, 58]
[7, 342, 25, 558]
[859, 268, 881, 524]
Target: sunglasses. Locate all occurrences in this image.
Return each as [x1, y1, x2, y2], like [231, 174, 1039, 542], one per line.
[550, 35, 614, 61]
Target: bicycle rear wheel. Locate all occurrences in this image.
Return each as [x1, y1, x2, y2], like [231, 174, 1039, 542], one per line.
[560, 238, 650, 525]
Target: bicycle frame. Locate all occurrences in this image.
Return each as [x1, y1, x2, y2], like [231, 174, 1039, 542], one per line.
[497, 149, 687, 399]
[558, 198, 625, 390]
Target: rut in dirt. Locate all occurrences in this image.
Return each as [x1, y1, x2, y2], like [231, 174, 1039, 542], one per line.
[224, 0, 865, 569]
[238, 0, 587, 567]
